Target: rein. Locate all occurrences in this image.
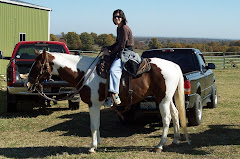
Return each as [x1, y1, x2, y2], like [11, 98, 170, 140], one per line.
[34, 52, 103, 103]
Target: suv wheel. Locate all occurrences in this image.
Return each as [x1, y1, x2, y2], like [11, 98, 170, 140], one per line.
[187, 94, 203, 126]
[207, 84, 218, 108]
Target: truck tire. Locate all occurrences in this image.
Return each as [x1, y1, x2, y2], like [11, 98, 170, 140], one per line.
[187, 94, 203, 126]
[7, 89, 17, 112]
[207, 84, 218, 108]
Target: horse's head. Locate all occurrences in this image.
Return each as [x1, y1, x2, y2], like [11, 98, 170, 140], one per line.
[27, 50, 52, 91]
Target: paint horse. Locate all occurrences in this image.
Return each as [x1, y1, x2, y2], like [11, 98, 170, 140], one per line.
[27, 50, 190, 153]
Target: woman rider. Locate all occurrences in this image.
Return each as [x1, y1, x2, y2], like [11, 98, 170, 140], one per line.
[102, 9, 135, 107]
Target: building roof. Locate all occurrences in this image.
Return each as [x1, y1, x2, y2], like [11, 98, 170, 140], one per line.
[0, 0, 52, 11]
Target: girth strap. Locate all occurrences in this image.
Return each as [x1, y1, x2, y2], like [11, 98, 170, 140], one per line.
[125, 76, 133, 112]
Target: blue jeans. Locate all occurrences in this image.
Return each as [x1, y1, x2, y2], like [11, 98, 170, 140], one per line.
[109, 58, 123, 94]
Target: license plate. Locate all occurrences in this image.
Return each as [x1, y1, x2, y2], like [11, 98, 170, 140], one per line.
[140, 102, 157, 110]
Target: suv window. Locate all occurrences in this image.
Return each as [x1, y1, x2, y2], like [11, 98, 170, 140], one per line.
[15, 44, 67, 59]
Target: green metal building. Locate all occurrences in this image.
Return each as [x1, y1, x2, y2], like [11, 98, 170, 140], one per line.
[0, 0, 52, 74]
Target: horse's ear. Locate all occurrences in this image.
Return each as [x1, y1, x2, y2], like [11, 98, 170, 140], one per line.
[42, 49, 47, 59]
[35, 49, 40, 56]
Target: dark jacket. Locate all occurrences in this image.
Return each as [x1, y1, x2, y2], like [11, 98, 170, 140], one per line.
[108, 24, 134, 55]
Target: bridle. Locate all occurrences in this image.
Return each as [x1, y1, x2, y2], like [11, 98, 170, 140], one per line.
[28, 53, 51, 92]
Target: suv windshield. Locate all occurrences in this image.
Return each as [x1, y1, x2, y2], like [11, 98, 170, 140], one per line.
[15, 44, 67, 59]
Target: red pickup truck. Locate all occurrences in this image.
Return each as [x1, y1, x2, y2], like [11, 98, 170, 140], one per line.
[0, 41, 80, 112]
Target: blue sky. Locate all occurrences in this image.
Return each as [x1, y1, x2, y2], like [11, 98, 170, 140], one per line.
[23, 0, 240, 40]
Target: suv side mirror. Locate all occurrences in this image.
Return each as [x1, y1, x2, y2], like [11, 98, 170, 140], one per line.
[207, 63, 215, 69]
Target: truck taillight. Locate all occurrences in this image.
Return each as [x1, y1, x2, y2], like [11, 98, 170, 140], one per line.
[7, 63, 15, 86]
[184, 80, 191, 94]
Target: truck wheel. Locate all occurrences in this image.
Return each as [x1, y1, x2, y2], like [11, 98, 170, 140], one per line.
[207, 84, 218, 108]
[187, 94, 202, 126]
[7, 89, 17, 112]
[68, 100, 80, 110]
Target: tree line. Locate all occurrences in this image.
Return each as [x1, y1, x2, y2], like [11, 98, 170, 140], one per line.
[50, 33, 240, 52]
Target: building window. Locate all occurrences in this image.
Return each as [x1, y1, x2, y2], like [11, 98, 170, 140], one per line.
[19, 33, 26, 41]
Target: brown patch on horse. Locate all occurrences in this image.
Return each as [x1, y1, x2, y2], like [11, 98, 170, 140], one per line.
[79, 85, 92, 107]
[57, 67, 81, 86]
[98, 82, 106, 101]
[149, 63, 166, 104]
[119, 71, 152, 106]
[57, 67, 92, 107]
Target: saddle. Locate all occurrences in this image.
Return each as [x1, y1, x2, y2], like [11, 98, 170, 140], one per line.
[96, 56, 151, 114]
[96, 56, 151, 79]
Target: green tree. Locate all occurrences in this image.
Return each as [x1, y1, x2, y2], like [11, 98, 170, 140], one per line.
[50, 34, 58, 41]
[96, 34, 114, 47]
[80, 32, 94, 50]
[148, 38, 162, 49]
[64, 32, 82, 50]
[90, 32, 98, 43]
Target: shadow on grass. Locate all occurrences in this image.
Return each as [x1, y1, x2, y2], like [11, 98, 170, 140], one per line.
[0, 107, 70, 118]
[0, 146, 88, 158]
[156, 124, 240, 155]
[42, 109, 162, 138]
[41, 109, 240, 156]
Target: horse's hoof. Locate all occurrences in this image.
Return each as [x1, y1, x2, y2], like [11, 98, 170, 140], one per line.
[88, 149, 96, 154]
[151, 147, 162, 153]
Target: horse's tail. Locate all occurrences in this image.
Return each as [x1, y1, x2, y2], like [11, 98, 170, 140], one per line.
[174, 65, 191, 144]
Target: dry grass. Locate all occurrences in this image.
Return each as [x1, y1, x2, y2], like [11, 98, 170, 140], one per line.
[0, 69, 239, 158]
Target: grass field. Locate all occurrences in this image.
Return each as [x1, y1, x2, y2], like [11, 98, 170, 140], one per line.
[0, 69, 239, 158]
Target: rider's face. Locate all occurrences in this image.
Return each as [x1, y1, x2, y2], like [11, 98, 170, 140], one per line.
[113, 13, 122, 26]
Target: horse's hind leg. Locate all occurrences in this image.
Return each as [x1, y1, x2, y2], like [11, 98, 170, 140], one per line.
[170, 100, 181, 145]
[154, 98, 171, 151]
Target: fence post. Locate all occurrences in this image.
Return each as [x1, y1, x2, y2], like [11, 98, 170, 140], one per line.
[223, 52, 226, 69]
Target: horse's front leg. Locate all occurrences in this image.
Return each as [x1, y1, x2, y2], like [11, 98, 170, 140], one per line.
[88, 103, 101, 153]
